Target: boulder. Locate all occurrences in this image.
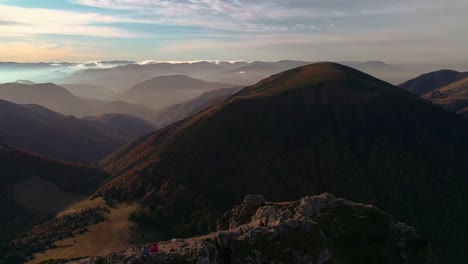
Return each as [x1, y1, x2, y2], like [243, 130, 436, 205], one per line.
[243, 194, 266, 206]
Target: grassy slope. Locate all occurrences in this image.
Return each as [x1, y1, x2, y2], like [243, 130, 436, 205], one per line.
[0, 145, 108, 252]
[398, 69, 468, 95]
[29, 201, 137, 263]
[423, 77, 468, 115]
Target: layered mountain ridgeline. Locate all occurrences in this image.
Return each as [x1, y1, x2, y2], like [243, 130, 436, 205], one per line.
[60, 61, 245, 92]
[98, 63, 468, 262]
[0, 83, 156, 122]
[59, 60, 422, 93]
[111, 75, 233, 111]
[152, 86, 244, 128]
[204, 60, 311, 85]
[398, 69, 468, 95]
[0, 144, 108, 248]
[58, 194, 433, 264]
[423, 77, 468, 117]
[0, 100, 155, 163]
[60, 83, 116, 100]
[0, 61, 135, 84]
[82, 113, 155, 140]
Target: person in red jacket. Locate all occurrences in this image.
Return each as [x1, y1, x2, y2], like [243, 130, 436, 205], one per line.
[149, 243, 159, 253]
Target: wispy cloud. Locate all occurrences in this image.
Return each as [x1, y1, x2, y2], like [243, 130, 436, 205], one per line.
[1, 0, 468, 62]
[0, 41, 100, 61]
[0, 4, 146, 37]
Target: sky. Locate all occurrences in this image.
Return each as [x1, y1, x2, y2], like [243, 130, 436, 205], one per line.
[0, 0, 467, 63]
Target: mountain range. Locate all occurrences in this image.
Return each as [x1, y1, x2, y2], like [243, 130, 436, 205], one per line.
[58, 60, 450, 92]
[111, 75, 233, 111]
[0, 99, 154, 163]
[96, 62, 467, 262]
[0, 82, 156, 122]
[1, 62, 468, 263]
[152, 86, 244, 128]
[60, 83, 116, 100]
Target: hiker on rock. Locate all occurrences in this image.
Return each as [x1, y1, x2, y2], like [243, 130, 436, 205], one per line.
[142, 246, 149, 258]
[149, 243, 159, 253]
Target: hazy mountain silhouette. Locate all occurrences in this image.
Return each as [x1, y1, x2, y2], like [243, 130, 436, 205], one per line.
[83, 113, 155, 140]
[0, 100, 154, 163]
[98, 62, 468, 262]
[62, 62, 243, 91]
[0, 82, 156, 122]
[111, 75, 233, 111]
[398, 69, 468, 95]
[59, 61, 418, 92]
[205, 60, 311, 85]
[152, 86, 244, 128]
[61, 83, 116, 100]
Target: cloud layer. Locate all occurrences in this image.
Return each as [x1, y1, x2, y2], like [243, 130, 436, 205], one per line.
[0, 0, 467, 62]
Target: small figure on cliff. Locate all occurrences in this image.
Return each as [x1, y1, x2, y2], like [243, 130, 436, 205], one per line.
[149, 243, 159, 253]
[142, 246, 149, 258]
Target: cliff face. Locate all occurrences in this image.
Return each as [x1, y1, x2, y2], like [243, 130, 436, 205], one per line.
[67, 194, 433, 264]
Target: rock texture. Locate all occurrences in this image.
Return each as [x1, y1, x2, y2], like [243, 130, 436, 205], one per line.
[65, 194, 433, 264]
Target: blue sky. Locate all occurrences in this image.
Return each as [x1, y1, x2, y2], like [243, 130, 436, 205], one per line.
[0, 0, 467, 62]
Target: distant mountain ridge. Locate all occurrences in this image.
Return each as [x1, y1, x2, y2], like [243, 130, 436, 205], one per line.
[111, 75, 233, 111]
[61, 83, 116, 100]
[60, 60, 425, 92]
[98, 62, 468, 262]
[398, 69, 468, 95]
[0, 82, 156, 122]
[152, 86, 244, 128]
[0, 99, 154, 163]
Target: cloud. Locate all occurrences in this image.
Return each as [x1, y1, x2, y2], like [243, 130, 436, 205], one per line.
[0, 41, 100, 62]
[70, 0, 468, 35]
[1, 0, 468, 62]
[0, 4, 147, 37]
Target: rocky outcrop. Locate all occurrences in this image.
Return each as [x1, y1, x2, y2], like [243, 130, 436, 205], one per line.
[66, 194, 433, 264]
[217, 194, 266, 230]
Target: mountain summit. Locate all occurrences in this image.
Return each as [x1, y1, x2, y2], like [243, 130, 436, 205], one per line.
[99, 62, 468, 262]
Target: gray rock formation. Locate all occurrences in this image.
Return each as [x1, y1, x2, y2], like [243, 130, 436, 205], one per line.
[65, 194, 433, 264]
